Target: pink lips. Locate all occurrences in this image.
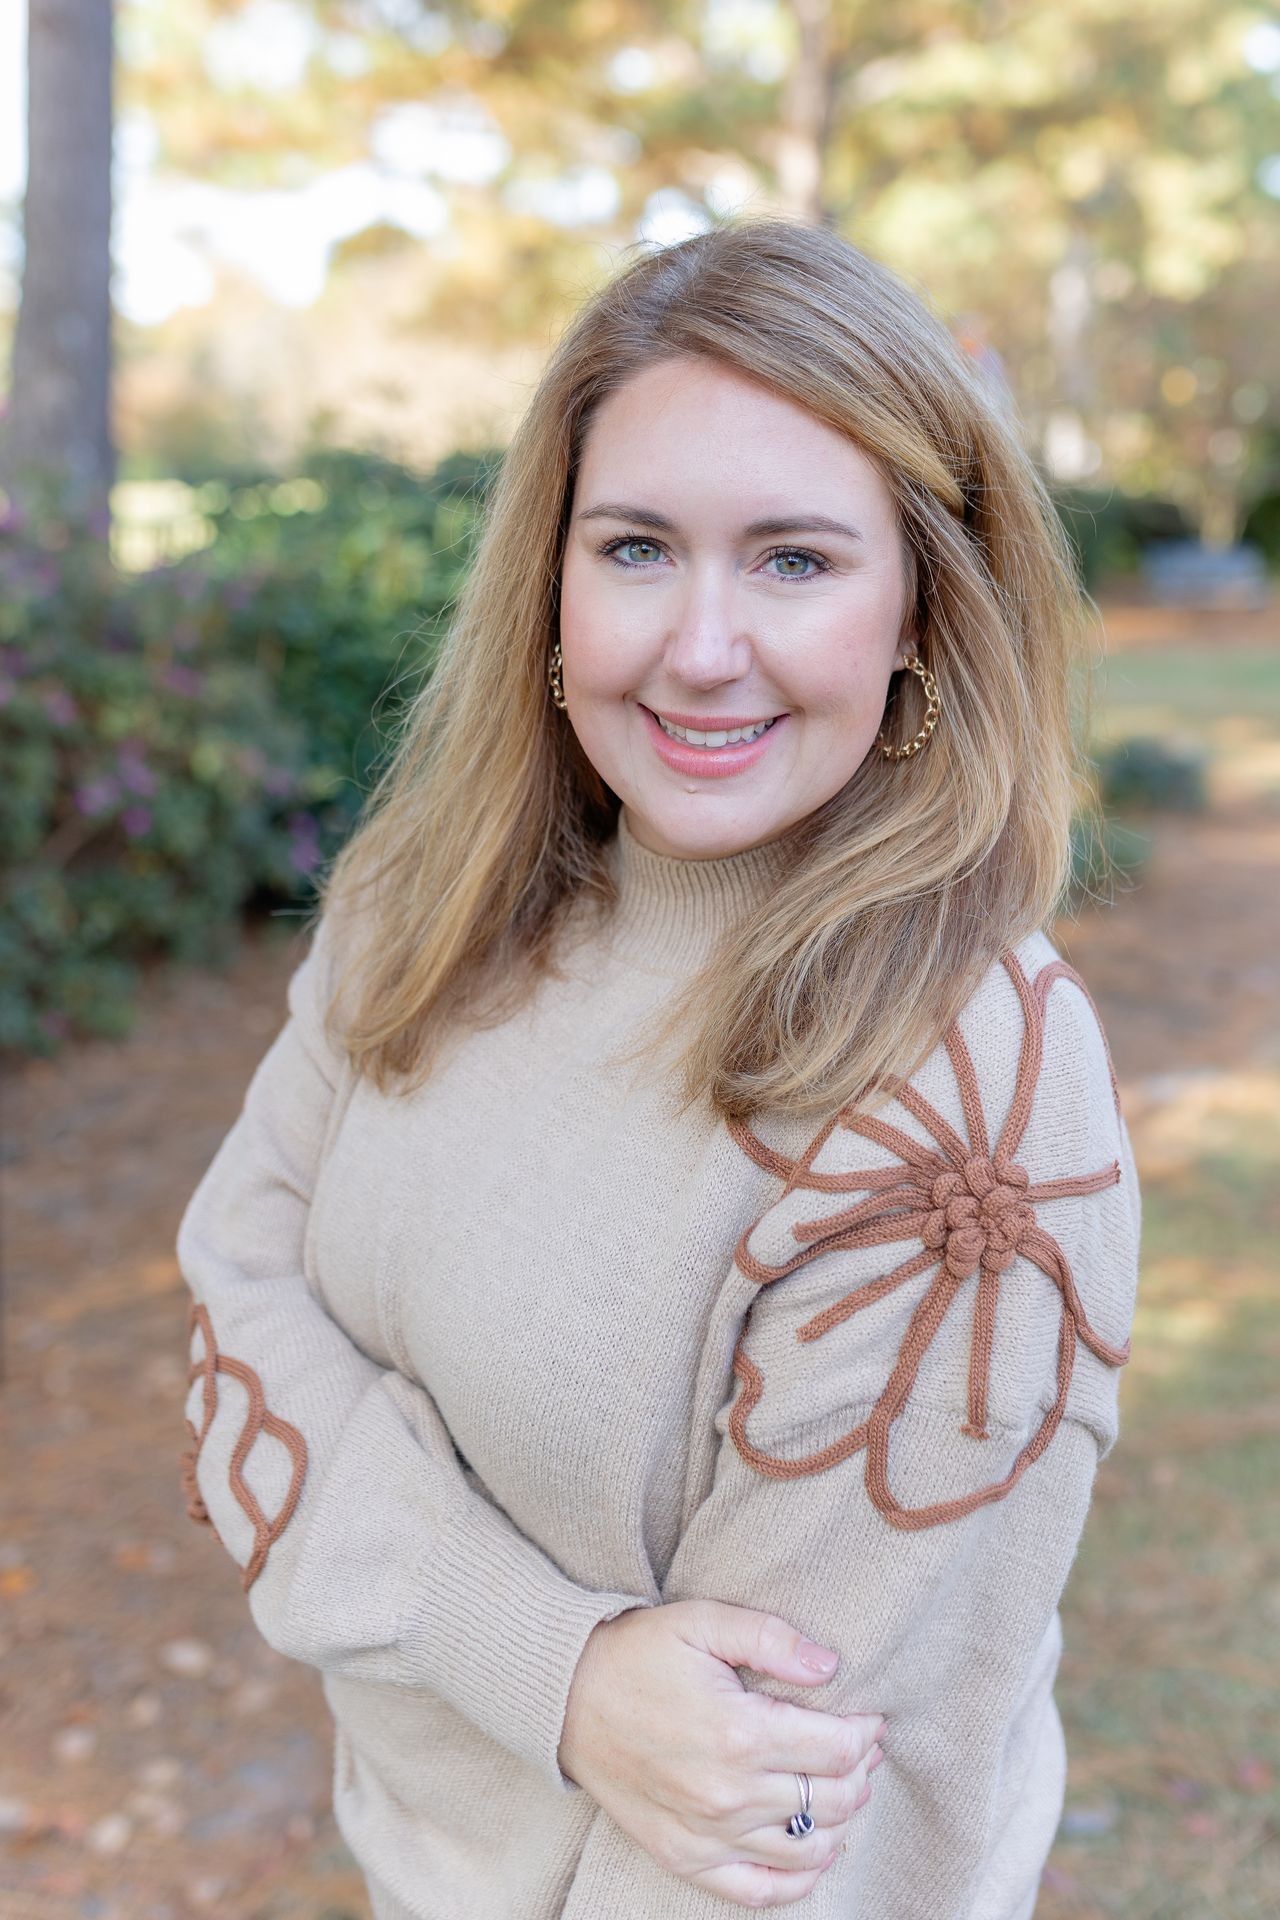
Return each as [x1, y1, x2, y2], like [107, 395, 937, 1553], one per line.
[639, 704, 787, 779]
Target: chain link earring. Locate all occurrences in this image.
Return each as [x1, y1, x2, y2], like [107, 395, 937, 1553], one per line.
[548, 637, 568, 712]
[876, 652, 941, 759]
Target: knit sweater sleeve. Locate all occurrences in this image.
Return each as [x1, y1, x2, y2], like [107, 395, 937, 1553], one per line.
[560, 945, 1142, 1917]
[175, 909, 651, 1794]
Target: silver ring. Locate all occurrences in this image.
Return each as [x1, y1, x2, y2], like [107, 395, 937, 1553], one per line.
[785, 1769, 814, 1837]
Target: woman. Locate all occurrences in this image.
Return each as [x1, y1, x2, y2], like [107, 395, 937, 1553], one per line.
[177, 217, 1141, 1920]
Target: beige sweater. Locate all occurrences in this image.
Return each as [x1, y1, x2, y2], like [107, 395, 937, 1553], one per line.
[177, 806, 1141, 1920]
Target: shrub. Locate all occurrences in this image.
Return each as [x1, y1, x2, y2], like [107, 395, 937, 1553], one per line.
[1067, 812, 1151, 907]
[184, 444, 500, 830]
[0, 518, 311, 1051]
[1053, 488, 1195, 590]
[0, 445, 500, 1057]
[1092, 735, 1209, 814]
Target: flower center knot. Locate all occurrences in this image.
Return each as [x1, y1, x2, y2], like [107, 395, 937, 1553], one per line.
[922, 1155, 1033, 1278]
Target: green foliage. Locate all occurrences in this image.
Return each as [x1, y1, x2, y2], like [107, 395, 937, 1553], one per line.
[0, 520, 306, 1051]
[1240, 491, 1280, 569]
[180, 443, 500, 828]
[1053, 488, 1195, 589]
[1067, 811, 1151, 908]
[1238, 425, 1280, 567]
[0, 446, 500, 1058]
[1092, 735, 1209, 814]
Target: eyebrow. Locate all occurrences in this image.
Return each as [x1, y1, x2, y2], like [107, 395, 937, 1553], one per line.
[574, 502, 864, 543]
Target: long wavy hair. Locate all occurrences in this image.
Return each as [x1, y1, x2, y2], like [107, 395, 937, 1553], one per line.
[316, 215, 1100, 1123]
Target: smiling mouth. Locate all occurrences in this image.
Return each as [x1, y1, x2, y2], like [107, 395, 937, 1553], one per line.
[646, 709, 783, 748]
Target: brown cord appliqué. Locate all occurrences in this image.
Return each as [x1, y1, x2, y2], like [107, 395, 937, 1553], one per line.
[726, 952, 1131, 1530]
[181, 1300, 309, 1589]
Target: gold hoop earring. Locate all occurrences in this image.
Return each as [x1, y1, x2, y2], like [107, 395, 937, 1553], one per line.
[876, 653, 941, 759]
[548, 637, 568, 712]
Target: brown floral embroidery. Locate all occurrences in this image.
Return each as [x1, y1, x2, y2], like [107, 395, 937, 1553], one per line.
[181, 1300, 309, 1589]
[726, 950, 1132, 1530]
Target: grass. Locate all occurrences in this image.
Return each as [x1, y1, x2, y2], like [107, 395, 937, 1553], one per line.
[1043, 1094, 1280, 1918]
[1090, 647, 1280, 726]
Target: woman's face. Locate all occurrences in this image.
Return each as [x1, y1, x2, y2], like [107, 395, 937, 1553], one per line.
[558, 355, 915, 861]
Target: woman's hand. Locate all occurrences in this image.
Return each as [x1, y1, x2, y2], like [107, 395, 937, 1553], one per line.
[558, 1600, 886, 1908]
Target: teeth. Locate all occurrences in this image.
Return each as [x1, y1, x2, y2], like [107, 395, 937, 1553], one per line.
[655, 714, 776, 747]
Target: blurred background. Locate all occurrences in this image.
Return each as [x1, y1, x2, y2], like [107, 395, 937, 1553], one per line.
[0, 2, 1277, 1916]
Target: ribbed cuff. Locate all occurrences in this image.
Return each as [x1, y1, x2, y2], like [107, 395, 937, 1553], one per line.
[400, 1493, 652, 1793]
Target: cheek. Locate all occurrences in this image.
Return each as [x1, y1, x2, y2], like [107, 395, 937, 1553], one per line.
[559, 562, 650, 696]
[779, 622, 893, 717]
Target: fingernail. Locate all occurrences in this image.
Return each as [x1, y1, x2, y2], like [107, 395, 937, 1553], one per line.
[799, 1640, 838, 1673]
[867, 1746, 884, 1774]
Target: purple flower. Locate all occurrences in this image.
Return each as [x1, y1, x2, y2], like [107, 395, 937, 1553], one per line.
[289, 837, 323, 875]
[74, 775, 122, 816]
[117, 749, 158, 797]
[160, 664, 206, 698]
[287, 809, 322, 875]
[42, 688, 79, 726]
[122, 805, 154, 838]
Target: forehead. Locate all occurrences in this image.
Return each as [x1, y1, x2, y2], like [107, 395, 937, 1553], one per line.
[575, 357, 895, 519]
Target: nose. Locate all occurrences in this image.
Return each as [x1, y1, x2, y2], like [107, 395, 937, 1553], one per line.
[662, 571, 752, 690]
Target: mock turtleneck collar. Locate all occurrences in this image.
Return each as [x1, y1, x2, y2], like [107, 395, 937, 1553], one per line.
[600, 805, 799, 973]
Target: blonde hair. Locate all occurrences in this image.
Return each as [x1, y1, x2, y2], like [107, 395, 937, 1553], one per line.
[317, 215, 1099, 1123]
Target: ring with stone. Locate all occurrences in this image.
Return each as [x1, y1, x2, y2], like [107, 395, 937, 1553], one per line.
[785, 1770, 814, 1837]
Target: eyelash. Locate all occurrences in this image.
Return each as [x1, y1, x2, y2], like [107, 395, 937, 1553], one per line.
[595, 533, 831, 583]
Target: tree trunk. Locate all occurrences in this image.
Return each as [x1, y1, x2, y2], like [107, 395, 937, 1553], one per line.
[0, 0, 115, 528]
[773, 0, 836, 224]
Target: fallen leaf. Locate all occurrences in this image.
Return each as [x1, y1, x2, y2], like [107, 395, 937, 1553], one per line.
[85, 1811, 134, 1856]
[1233, 1755, 1273, 1794]
[160, 1637, 213, 1678]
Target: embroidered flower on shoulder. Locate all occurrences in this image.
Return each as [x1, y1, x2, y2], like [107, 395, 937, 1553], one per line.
[182, 1301, 309, 1589]
[726, 950, 1132, 1530]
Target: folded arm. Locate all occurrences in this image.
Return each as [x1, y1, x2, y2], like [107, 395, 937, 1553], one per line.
[176, 912, 652, 1794]
[560, 947, 1142, 1915]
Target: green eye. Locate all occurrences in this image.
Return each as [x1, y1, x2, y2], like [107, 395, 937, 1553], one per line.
[763, 547, 828, 580]
[598, 535, 665, 567]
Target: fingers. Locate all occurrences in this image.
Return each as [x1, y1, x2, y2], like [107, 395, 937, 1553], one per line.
[724, 1773, 874, 1886]
[690, 1857, 834, 1908]
[746, 1741, 880, 1866]
[672, 1733, 884, 1905]
[747, 1692, 887, 1780]
[689, 1603, 850, 1693]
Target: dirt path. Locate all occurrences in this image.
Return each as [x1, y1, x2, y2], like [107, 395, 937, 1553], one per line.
[2, 603, 1277, 1919]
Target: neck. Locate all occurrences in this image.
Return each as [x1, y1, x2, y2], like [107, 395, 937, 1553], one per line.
[601, 805, 798, 972]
